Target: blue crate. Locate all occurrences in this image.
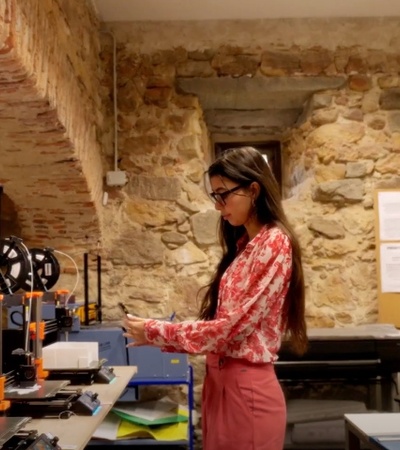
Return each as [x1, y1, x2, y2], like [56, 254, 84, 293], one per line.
[58, 326, 188, 381]
[128, 346, 188, 380]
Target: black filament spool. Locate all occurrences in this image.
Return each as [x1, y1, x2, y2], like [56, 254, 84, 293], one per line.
[21, 248, 60, 292]
[0, 237, 30, 294]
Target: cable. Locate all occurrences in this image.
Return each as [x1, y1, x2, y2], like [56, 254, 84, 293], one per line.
[58, 410, 76, 419]
[10, 310, 23, 326]
[0, 269, 12, 294]
[100, 29, 119, 171]
[53, 249, 80, 307]
[19, 240, 34, 297]
[18, 240, 34, 352]
[24, 294, 32, 352]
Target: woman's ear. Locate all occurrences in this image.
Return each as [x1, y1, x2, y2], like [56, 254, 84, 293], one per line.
[250, 182, 261, 200]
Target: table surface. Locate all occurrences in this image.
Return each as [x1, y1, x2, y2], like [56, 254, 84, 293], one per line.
[25, 366, 137, 450]
[345, 413, 400, 437]
[307, 324, 400, 340]
[345, 413, 400, 450]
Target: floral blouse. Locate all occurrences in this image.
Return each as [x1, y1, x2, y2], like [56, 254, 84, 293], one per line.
[144, 225, 292, 363]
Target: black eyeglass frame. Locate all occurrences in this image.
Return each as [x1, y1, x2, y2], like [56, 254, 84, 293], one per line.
[209, 185, 244, 205]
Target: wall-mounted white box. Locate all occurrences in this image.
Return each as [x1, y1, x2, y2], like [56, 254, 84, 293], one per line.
[106, 170, 127, 186]
[43, 342, 99, 369]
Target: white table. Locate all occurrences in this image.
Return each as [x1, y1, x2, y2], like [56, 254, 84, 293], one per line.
[345, 413, 400, 450]
[25, 366, 137, 450]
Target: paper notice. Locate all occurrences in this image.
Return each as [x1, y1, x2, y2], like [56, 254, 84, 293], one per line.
[378, 191, 400, 241]
[380, 243, 400, 293]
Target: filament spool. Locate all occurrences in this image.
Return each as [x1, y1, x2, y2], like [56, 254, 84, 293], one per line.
[21, 248, 60, 292]
[0, 237, 30, 294]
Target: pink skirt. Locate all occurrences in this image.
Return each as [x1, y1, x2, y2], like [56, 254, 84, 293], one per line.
[201, 354, 286, 450]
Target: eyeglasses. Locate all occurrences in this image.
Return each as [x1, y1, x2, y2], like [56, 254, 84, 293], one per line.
[209, 185, 243, 205]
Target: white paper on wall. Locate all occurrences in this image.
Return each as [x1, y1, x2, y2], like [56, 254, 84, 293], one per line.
[378, 191, 400, 241]
[380, 243, 400, 293]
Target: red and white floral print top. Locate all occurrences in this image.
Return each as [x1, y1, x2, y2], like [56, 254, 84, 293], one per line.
[144, 225, 292, 363]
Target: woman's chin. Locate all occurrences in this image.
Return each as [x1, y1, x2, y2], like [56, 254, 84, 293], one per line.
[226, 218, 242, 227]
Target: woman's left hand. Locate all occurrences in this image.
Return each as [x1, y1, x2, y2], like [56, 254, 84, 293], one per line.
[122, 315, 149, 347]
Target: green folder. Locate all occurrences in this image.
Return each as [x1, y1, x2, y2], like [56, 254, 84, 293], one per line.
[112, 408, 188, 426]
[112, 400, 189, 426]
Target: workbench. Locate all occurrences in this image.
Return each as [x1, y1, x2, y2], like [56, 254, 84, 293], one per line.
[345, 413, 400, 450]
[23, 366, 137, 450]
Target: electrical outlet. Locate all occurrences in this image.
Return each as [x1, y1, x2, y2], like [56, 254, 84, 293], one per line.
[106, 170, 127, 187]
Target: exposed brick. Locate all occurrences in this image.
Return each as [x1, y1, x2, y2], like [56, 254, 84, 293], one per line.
[300, 48, 333, 75]
[367, 50, 388, 73]
[211, 54, 259, 77]
[346, 53, 369, 73]
[260, 50, 300, 76]
[0, 0, 103, 249]
[348, 75, 372, 91]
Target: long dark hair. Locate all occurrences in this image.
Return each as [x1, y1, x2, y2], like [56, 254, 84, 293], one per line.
[198, 146, 307, 355]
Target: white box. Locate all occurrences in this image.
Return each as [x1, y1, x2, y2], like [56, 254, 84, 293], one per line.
[43, 342, 99, 369]
[106, 170, 127, 186]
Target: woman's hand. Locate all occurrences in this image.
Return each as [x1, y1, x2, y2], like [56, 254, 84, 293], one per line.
[122, 315, 149, 347]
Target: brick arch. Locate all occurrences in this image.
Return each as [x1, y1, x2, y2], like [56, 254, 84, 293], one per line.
[0, 0, 104, 250]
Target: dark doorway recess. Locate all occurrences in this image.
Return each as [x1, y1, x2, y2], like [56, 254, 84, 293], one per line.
[214, 141, 282, 193]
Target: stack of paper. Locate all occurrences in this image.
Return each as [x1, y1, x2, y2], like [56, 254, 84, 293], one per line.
[92, 397, 189, 442]
[112, 398, 188, 425]
[117, 419, 188, 441]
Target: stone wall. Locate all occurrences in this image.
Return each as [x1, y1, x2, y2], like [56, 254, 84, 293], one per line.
[100, 38, 216, 322]
[99, 18, 400, 329]
[2, 9, 399, 329]
[284, 80, 400, 326]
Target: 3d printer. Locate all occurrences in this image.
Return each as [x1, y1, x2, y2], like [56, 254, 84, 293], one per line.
[0, 417, 61, 450]
[0, 290, 101, 419]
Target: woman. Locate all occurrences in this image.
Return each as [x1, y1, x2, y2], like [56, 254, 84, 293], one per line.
[123, 146, 307, 450]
